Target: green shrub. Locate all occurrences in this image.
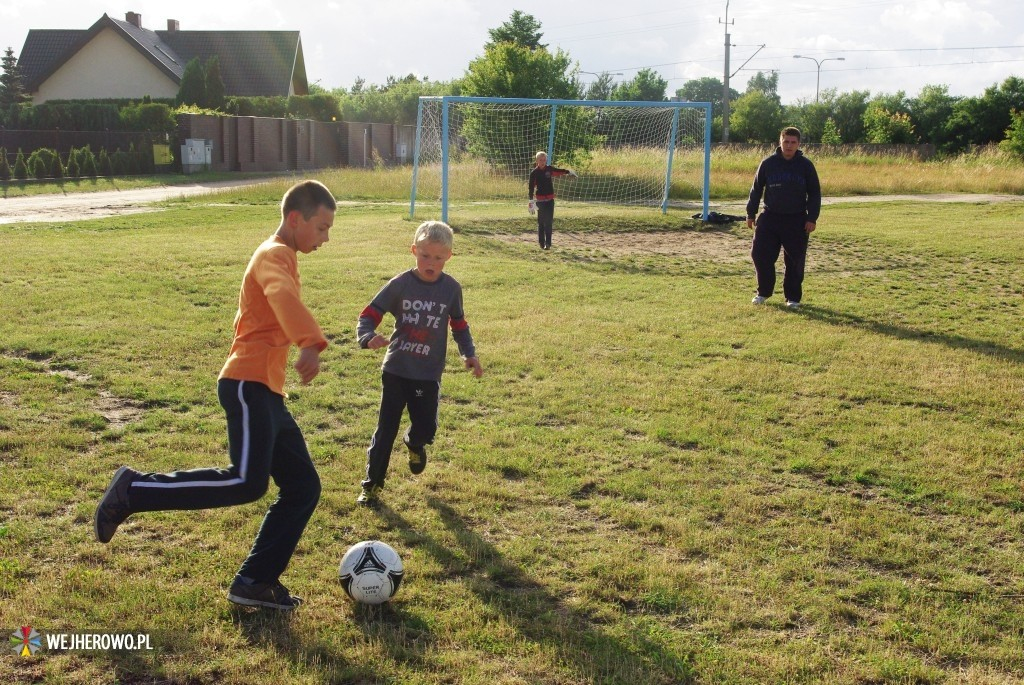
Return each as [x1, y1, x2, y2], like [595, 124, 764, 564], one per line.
[0, 148, 10, 180]
[141, 143, 155, 174]
[66, 150, 80, 178]
[27, 148, 61, 179]
[13, 149, 28, 180]
[998, 109, 1024, 160]
[98, 148, 112, 176]
[120, 102, 176, 132]
[223, 96, 288, 118]
[26, 102, 121, 130]
[31, 155, 47, 179]
[127, 142, 140, 175]
[111, 148, 128, 175]
[72, 146, 97, 178]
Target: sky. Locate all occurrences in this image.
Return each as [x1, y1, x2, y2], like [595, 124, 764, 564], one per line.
[2, 0, 1023, 104]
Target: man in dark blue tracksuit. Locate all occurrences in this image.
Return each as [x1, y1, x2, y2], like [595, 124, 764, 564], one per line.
[746, 126, 821, 309]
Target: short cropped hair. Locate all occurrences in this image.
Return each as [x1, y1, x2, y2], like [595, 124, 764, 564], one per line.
[281, 180, 336, 220]
[535, 151, 547, 161]
[413, 220, 454, 250]
[780, 126, 802, 141]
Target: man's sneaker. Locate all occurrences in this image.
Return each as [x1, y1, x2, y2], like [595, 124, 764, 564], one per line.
[786, 300, 801, 310]
[751, 295, 767, 305]
[356, 484, 383, 505]
[94, 466, 140, 543]
[404, 437, 428, 475]
[227, 578, 302, 610]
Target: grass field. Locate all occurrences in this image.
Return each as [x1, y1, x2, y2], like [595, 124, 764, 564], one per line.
[1, 169, 1023, 684]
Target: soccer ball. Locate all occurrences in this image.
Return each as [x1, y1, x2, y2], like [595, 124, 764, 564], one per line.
[339, 540, 404, 604]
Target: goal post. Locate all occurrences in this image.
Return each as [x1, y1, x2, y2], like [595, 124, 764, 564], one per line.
[409, 96, 712, 223]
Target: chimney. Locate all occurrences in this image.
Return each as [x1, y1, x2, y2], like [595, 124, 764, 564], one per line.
[125, 12, 142, 28]
[167, 19, 179, 31]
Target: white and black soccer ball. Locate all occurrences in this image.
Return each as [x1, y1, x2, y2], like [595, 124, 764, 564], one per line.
[339, 540, 404, 604]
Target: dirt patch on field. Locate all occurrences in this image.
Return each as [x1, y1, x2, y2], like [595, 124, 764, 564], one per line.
[491, 227, 752, 262]
[1, 353, 146, 429]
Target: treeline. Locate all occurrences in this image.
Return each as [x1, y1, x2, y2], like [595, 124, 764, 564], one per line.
[687, 72, 1024, 153]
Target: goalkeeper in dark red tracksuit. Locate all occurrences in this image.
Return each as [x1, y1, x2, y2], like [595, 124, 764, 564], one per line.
[528, 151, 576, 250]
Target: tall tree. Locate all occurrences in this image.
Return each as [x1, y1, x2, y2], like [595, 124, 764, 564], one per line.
[824, 89, 869, 143]
[675, 76, 737, 116]
[485, 10, 546, 50]
[786, 97, 831, 143]
[463, 42, 591, 168]
[204, 56, 225, 110]
[611, 68, 667, 102]
[0, 47, 30, 108]
[863, 103, 917, 143]
[464, 42, 576, 100]
[176, 57, 207, 107]
[999, 109, 1024, 159]
[729, 90, 784, 143]
[745, 71, 780, 102]
[868, 90, 912, 117]
[582, 72, 618, 101]
[910, 84, 959, 148]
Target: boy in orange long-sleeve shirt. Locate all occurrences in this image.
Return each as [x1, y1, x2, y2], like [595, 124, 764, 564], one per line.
[94, 180, 336, 611]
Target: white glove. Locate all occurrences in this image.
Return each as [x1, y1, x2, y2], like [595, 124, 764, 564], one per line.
[528, 200, 536, 215]
[569, 171, 578, 178]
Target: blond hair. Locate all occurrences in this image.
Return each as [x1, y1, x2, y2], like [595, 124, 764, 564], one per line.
[413, 220, 454, 250]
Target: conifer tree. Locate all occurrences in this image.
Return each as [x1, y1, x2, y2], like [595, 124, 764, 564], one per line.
[0, 47, 30, 107]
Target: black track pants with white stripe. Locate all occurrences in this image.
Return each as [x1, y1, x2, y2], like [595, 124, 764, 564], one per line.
[126, 379, 321, 582]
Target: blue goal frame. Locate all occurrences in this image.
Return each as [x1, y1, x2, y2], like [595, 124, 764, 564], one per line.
[409, 96, 712, 222]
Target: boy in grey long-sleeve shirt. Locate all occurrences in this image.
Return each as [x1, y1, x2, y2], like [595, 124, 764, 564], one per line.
[355, 221, 483, 504]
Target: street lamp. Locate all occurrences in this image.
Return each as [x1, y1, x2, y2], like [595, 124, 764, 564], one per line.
[578, 70, 624, 79]
[792, 55, 845, 102]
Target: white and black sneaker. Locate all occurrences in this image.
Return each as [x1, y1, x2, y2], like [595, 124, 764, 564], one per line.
[751, 295, 767, 305]
[227, 578, 303, 610]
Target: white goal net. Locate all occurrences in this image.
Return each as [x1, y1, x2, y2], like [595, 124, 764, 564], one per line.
[409, 96, 711, 223]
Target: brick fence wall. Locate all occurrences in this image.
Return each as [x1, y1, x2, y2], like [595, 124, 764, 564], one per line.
[176, 114, 417, 172]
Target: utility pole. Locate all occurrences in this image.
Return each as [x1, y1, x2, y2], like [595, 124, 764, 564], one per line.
[720, 1, 734, 143]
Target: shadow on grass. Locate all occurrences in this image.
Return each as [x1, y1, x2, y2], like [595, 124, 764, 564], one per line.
[796, 304, 1024, 364]
[358, 496, 695, 685]
[229, 604, 359, 682]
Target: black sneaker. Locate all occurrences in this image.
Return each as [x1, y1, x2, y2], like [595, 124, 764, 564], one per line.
[404, 437, 428, 475]
[227, 578, 303, 610]
[94, 466, 140, 543]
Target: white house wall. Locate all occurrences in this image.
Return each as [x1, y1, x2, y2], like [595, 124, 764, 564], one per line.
[34, 28, 178, 103]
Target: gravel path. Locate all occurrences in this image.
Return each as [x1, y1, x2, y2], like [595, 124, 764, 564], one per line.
[1, 183, 1019, 225]
[0, 179, 272, 224]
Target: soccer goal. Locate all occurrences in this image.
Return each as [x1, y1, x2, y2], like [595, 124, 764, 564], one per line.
[409, 96, 712, 223]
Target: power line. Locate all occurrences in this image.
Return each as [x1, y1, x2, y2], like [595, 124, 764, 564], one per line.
[775, 45, 1024, 54]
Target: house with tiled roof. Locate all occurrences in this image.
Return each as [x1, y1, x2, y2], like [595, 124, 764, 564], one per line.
[17, 11, 308, 104]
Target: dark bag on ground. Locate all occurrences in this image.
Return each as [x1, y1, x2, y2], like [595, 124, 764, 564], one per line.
[694, 211, 747, 224]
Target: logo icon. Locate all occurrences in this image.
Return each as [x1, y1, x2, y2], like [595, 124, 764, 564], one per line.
[11, 626, 42, 656]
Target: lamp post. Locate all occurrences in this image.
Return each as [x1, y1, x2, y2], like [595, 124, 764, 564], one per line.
[792, 55, 845, 102]
[578, 71, 623, 100]
[578, 70, 624, 79]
